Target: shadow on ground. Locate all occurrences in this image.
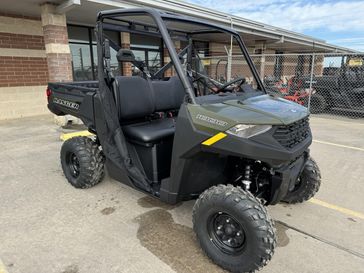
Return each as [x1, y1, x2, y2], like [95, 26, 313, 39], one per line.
[135, 197, 291, 273]
[135, 208, 225, 273]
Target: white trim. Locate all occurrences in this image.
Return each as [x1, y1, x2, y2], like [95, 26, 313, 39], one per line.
[56, 0, 81, 14]
[0, 16, 42, 36]
[0, 48, 46, 58]
[45, 43, 71, 54]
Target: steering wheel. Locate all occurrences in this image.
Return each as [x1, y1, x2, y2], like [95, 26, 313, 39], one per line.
[189, 70, 222, 95]
[216, 77, 246, 92]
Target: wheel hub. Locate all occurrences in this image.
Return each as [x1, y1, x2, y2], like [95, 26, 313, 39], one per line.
[209, 213, 245, 253]
[68, 153, 80, 178]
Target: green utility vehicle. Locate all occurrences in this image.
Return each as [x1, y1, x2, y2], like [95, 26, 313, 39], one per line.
[47, 8, 321, 273]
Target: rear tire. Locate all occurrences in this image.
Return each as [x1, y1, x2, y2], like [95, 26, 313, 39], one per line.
[308, 94, 327, 114]
[193, 184, 276, 273]
[282, 157, 321, 204]
[60, 136, 105, 189]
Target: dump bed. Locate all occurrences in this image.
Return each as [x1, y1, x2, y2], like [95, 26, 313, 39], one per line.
[47, 81, 99, 129]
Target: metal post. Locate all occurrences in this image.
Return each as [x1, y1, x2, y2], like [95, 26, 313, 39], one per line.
[226, 16, 233, 81]
[307, 53, 315, 111]
[260, 54, 266, 81]
[227, 51, 232, 81]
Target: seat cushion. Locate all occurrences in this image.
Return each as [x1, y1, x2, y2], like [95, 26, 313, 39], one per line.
[123, 118, 176, 143]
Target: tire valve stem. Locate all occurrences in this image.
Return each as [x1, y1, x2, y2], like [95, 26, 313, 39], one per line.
[242, 165, 252, 191]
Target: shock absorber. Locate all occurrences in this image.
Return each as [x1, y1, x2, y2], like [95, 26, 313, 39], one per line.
[242, 164, 252, 190]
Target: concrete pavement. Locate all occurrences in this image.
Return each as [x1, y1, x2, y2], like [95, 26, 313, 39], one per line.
[0, 115, 363, 273]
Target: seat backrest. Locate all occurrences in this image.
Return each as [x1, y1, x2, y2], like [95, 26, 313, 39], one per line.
[115, 76, 154, 120]
[152, 76, 185, 111]
[115, 76, 186, 121]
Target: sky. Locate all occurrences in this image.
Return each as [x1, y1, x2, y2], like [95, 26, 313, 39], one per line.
[184, 0, 364, 52]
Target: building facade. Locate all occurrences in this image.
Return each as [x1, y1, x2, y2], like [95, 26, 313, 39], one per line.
[0, 0, 356, 119]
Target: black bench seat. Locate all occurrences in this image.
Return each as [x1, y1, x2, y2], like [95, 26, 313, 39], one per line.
[116, 75, 185, 144]
[123, 118, 176, 143]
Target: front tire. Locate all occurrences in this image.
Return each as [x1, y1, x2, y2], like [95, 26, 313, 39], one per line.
[282, 157, 321, 204]
[60, 136, 105, 189]
[193, 185, 276, 273]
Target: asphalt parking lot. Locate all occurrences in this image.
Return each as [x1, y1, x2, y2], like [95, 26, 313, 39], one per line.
[0, 115, 363, 273]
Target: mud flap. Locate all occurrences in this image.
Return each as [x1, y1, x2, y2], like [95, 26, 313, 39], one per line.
[269, 153, 307, 204]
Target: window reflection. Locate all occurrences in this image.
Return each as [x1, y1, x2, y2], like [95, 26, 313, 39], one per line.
[70, 44, 94, 81]
[67, 26, 163, 80]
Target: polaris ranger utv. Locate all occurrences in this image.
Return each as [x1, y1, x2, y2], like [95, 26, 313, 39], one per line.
[47, 8, 321, 273]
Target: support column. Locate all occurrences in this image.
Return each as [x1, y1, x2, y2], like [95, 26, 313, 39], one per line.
[254, 41, 266, 80]
[41, 3, 77, 126]
[120, 32, 132, 76]
[163, 40, 180, 77]
[41, 3, 72, 82]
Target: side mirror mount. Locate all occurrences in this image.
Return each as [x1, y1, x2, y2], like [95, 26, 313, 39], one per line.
[117, 49, 151, 78]
[104, 39, 111, 59]
[116, 49, 135, 62]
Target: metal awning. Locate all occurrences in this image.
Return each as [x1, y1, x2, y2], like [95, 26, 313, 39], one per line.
[0, 0, 358, 53]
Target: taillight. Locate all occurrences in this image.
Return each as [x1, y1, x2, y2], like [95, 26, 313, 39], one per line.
[46, 87, 52, 97]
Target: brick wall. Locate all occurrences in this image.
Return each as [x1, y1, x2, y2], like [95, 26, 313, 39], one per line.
[46, 53, 72, 82]
[41, 4, 73, 82]
[0, 13, 49, 119]
[120, 32, 132, 76]
[0, 12, 39, 20]
[0, 33, 45, 50]
[42, 25, 68, 45]
[0, 56, 48, 87]
[0, 15, 48, 88]
[163, 40, 180, 77]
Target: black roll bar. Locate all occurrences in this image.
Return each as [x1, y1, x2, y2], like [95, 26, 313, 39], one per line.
[97, 8, 266, 102]
[98, 8, 197, 103]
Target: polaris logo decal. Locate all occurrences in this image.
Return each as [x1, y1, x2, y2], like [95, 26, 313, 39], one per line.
[53, 98, 80, 110]
[196, 114, 228, 127]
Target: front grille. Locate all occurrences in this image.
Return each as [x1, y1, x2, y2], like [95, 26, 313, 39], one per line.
[273, 117, 310, 149]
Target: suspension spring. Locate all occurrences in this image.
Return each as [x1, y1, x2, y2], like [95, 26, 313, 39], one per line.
[242, 164, 252, 190]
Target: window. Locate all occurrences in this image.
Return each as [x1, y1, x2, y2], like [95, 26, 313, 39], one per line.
[68, 26, 95, 81]
[70, 43, 94, 81]
[68, 25, 120, 81]
[322, 56, 344, 76]
[130, 34, 163, 75]
[68, 26, 164, 80]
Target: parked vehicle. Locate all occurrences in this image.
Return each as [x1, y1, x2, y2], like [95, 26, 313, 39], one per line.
[264, 75, 312, 106]
[310, 55, 364, 114]
[47, 8, 321, 273]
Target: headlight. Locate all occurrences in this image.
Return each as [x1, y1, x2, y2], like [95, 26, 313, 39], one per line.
[226, 124, 272, 138]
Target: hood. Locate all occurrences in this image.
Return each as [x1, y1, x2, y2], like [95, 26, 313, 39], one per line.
[223, 94, 309, 125]
[188, 94, 310, 134]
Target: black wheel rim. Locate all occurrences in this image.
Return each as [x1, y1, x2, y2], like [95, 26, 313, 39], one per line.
[208, 212, 246, 254]
[67, 152, 80, 178]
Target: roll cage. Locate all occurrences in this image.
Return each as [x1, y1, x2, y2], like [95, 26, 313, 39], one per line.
[95, 8, 266, 104]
